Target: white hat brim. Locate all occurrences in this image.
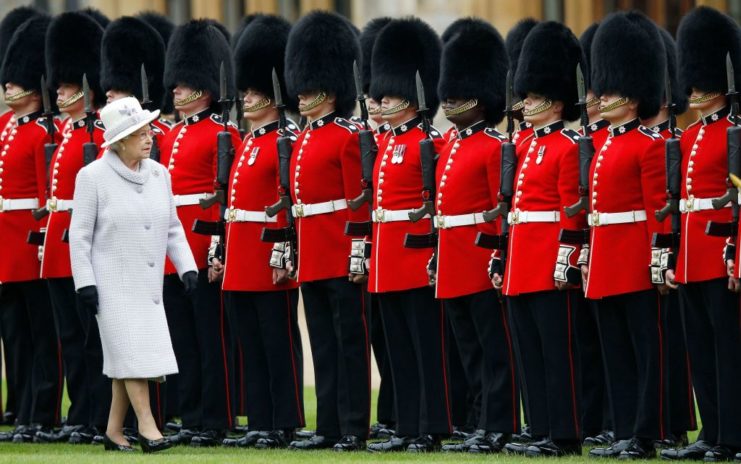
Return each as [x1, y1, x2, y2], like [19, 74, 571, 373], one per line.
[101, 109, 161, 148]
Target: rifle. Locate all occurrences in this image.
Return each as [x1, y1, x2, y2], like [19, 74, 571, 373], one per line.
[31, 76, 58, 221]
[474, 69, 516, 253]
[260, 68, 297, 276]
[82, 74, 98, 166]
[652, 65, 682, 250]
[140, 64, 160, 163]
[345, 60, 378, 237]
[706, 53, 741, 239]
[199, 62, 234, 209]
[403, 71, 438, 249]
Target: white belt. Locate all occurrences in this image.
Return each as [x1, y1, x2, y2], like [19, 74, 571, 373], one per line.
[291, 199, 347, 218]
[681, 196, 729, 212]
[434, 212, 486, 229]
[588, 210, 647, 227]
[224, 208, 277, 223]
[0, 197, 39, 212]
[507, 210, 560, 225]
[173, 193, 213, 207]
[372, 208, 428, 223]
[47, 198, 73, 212]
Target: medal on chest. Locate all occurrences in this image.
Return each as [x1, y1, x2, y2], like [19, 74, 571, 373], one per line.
[391, 144, 406, 164]
[247, 147, 260, 166]
[536, 146, 546, 165]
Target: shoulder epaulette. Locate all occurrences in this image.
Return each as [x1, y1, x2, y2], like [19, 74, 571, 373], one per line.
[638, 126, 663, 140]
[333, 117, 359, 133]
[152, 125, 165, 136]
[35, 117, 51, 132]
[559, 128, 580, 144]
[209, 113, 238, 129]
[418, 123, 442, 139]
[484, 128, 507, 141]
[94, 119, 105, 131]
[158, 118, 174, 129]
[673, 127, 684, 138]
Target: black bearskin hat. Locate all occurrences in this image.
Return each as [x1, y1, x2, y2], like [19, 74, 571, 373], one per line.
[232, 15, 258, 48]
[46, 11, 106, 108]
[1, 14, 50, 93]
[514, 21, 581, 121]
[0, 7, 40, 66]
[79, 8, 109, 28]
[591, 11, 665, 120]
[234, 14, 296, 111]
[137, 12, 174, 47]
[579, 22, 598, 90]
[101, 16, 166, 112]
[505, 18, 538, 75]
[285, 11, 360, 117]
[369, 17, 442, 118]
[660, 29, 688, 114]
[677, 6, 741, 95]
[438, 18, 507, 124]
[360, 17, 392, 94]
[164, 19, 235, 113]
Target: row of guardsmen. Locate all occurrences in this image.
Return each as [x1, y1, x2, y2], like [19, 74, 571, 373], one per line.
[0, 3, 740, 461]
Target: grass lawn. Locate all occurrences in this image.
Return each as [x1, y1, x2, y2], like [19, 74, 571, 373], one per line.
[0, 384, 699, 463]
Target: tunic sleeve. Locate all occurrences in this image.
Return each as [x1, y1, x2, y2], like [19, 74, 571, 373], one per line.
[69, 167, 98, 290]
[163, 166, 198, 279]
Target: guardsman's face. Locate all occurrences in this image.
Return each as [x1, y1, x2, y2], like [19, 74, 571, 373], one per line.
[442, 97, 484, 128]
[689, 87, 725, 112]
[57, 82, 84, 114]
[173, 84, 211, 115]
[586, 90, 601, 121]
[242, 88, 273, 121]
[297, 90, 334, 119]
[598, 93, 636, 123]
[523, 93, 561, 126]
[380, 95, 417, 126]
[106, 89, 131, 104]
[4, 82, 32, 109]
[366, 96, 383, 125]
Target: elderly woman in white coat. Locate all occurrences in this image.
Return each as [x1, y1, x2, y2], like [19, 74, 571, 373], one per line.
[70, 97, 198, 453]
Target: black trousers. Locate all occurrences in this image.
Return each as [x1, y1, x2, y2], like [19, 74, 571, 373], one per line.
[0, 280, 61, 426]
[0, 299, 18, 419]
[369, 293, 394, 426]
[163, 270, 232, 431]
[594, 289, 667, 441]
[301, 277, 370, 439]
[507, 290, 581, 441]
[679, 279, 741, 447]
[378, 286, 452, 438]
[446, 319, 475, 430]
[574, 292, 610, 436]
[445, 289, 520, 434]
[224, 289, 304, 431]
[663, 290, 696, 437]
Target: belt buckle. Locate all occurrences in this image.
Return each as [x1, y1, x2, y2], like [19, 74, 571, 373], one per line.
[0, 196, 3, 212]
[48, 197, 58, 212]
[511, 210, 520, 225]
[294, 203, 304, 218]
[591, 211, 601, 226]
[375, 207, 385, 223]
[436, 215, 446, 229]
[227, 208, 236, 223]
[686, 195, 695, 212]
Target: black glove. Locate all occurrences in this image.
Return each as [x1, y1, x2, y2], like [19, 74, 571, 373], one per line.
[78, 285, 98, 314]
[182, 271, 199, 298]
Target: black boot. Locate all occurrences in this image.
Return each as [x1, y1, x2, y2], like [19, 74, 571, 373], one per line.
[288, 434, 338, 450]
[468, 432, 511, 454]
[526, 439, 582, 457]
[367, 435, 413, 453]
[407, 434, 441, 453]
[333, 435, 365, 452]
[589, 438, 635, 458]
[661, 440, 713, 461]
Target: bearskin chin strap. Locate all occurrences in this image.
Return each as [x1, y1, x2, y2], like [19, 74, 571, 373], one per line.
[301, 91, 327, 112]
[244, 97, 272, 113]
[599, 96, 629, 113]
[173, 89, 204, 107]
[57, 90, 84, 109]
[368, 105, 383, 116]
[522, 98, 552, 116]
[586, 96, 601, 108]
[443, 99, 479, 117]
[688, 91, 723, 104]
[4, 89, 35, 104]
[512, 100, 525, 111]
[381, 99, 410, 116]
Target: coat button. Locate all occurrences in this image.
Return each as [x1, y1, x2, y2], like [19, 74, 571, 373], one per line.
[144, 224, 151, 230]
[153, 298, 160, 304]
[136, 186, 143, 193]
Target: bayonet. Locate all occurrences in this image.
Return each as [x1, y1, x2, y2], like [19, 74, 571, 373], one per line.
[272, 67, 287, 130]
[82, 74, 92, 116]
[353, 60, 369, 128]
[81, 73, 98, 165]
[140, 63, 151, 106]
[576, 64, 589, 133]
[504, 69, 514, 140]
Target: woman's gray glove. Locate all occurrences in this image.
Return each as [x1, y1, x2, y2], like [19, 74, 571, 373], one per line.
[182, 271, 199, 298]
[78, 286, 98, 315]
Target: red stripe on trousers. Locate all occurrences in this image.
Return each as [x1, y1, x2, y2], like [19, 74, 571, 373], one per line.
[285, 291, 305, 426]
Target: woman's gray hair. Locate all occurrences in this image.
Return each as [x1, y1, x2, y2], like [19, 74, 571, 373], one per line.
[108, 140, 126, 155]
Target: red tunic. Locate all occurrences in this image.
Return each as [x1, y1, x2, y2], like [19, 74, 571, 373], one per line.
[512, 120, 533, 151]
[435, 121, 502, 299]
[584, 119, 666, 299]
[222, 120, 299, 292]
[0, 113, 60, 282]
[41, 117, 105, 279]
[368, 117, 445, 293]
[503, 120, 585, 296]
[587, 119, 610, 151]
[289, 112, 367, 283]
[159, 110, 242, 273]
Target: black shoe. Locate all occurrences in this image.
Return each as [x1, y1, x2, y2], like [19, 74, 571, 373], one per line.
[618, 438, 657, 460]
[68, 427, 99, 445]
[233, 425, 249, 434]
[92, 434, 105, 445]
[705, 446, 739, 462]
[168, 428, 199, 446]
[512, 425, 534, 444]
[333, 434, 365, 452]
[288, 434, 338, 450]
[369, 422, 394, 440]
[451, 427, 475, 442]
[589, 439, 634, 458]
[442, 430, 485, 452]
[661, 440, 713, 461]
[165, 421, 181, 433]
[367, 435, 414, 452]
[407, 434, 441, 453]
[13, 425, 40, 443]
[102, 434, 134, 452]
[255, 430, 292, 449]
[735, 451, 741, 462]
[0, 427, 20, 442]
[585, 431, 617, 447]
[35, 424, 83, 443]
[138, 434, 172, 453]
[656, 433, 689, 449]
[2, 412, 16, 426]
[190, 429, 225, 447]
[506, 437, 548, 455]
[526, 439, 582, 457]
[294, 429, 315, 439]
[468, 432, 511, 454]
[223, 430, 268, 448]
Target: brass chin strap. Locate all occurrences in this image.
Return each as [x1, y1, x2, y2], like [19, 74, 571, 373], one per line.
[173, 90, 204, 107]
[512, 100, 525, 111]
[443, 99, 478, 117]
[522, 98, 552, 116]
[688, 92, 723, 104]
[3, 89, 35, 104]
[599, 96, 629, 113]
[381, 99, 410, 116]
[57, 90, 84, 109]
[244, 98, 272, 113]
[368, 105, 383, 116]
[586, 96, 601, 108]
[300, 91, 327, 112]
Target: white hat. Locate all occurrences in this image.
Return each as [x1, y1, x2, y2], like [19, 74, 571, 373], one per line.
[100, 97, 160, 148]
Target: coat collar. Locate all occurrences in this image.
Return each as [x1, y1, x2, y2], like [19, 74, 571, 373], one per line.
[587, 119, 610, 134]
[391, 116, 422, 136]
[533, 120, 564, 138]
[308, 112, 336, 130]
[457, 120, 487, 140]
[15, 111, 42, 126]
[701, 106, 730, 125]
[251, 120, 279, 138]
[183, 109, 212, 126]
[103, 150, 151, 185]
[608, 118, 640, 137]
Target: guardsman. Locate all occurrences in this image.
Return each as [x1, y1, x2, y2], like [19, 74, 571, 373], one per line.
[504, 19, 538, 152]
[160, 20, 241, 447]
[364, 18, 451, 453]
[38, 11, 107, 444]
[662, 7, 741, 462]
[495, 21, 585, 458]
[433, 18, 520, 454]
[210, 15, 305, 450]
[0, 12, 63, 443]
[584, 12, 668, 459]
[282, 11, 370, 451]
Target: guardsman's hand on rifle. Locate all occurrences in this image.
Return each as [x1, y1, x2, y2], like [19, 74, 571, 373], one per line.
[349, 271, 369, 284]
[208, 258, 224, 283]
[580, 264, 589, 286]
[273, 268, 290, 285]
[488, 254, 503, 290]
[657, 269, 678, 295]
[555, 281, 578, 291]
[426, 254, 436, 286]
